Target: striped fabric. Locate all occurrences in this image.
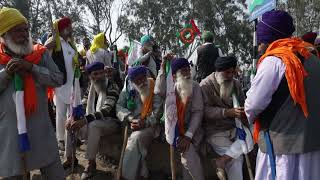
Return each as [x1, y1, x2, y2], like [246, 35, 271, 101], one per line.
[15, 74, 30, 152]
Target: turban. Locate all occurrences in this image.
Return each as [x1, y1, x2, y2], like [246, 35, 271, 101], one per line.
[85, 62, 105, 74]
[58, 17, 72, 32]
[201, 31, 214, 41]
[257, 10, 295, 44]
[215, 56, 237, 72]
[140, 35, 152, 46]
[90, 32, 107, 54]
[0, 7, 28, 36]
[302, 32, 317, 44]
[128, 66, 147, 81]
[171, 58, 190, 74]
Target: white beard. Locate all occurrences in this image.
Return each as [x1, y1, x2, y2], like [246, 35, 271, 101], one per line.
[1, 32, 33, 56]
[93, 78, 108, 94]
[215, 72, 234, 101]
[175, 72, 193, 104]
[133, 81, 150, 102]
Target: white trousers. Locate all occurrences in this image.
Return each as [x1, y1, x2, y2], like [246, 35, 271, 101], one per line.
[255, 149, 320, 180]
[65, 119, 119, 160]
[54, 95, 70, 142]
[207, 130, 244, 180]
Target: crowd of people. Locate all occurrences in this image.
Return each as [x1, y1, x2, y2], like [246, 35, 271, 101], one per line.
[0, 6, 320, 180]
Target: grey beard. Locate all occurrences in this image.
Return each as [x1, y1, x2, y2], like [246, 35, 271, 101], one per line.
[93, 78, 108, 94]
[215, 72, 234, 101]
[133, 81, 150, 101]
[176, 74, 193, 104]
[2, 33, 33, 56]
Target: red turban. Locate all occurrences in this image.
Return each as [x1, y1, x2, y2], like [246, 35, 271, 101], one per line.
[58, 17, 71, 32]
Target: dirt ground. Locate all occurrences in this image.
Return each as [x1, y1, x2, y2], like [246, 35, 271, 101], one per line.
[31, 144, 116, 180]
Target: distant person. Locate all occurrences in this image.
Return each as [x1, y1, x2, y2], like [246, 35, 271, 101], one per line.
[195, 31, 224, 82]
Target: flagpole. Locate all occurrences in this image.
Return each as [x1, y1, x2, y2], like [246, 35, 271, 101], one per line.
[169, 145, 177, 180]
[251, 19, 258, 83]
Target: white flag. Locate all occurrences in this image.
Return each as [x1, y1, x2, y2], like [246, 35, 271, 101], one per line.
[127, 40, 142, 66]
[164, 68, 179, 145]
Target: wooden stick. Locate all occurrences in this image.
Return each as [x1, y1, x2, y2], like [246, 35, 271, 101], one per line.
[116, 124, 129, 180]
[21, 153, 29, 180]
[170, 145, 176, 180]
[244, 154, 254, 180]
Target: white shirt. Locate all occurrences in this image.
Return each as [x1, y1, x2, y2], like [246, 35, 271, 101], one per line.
[244, 56, 286, 123]
[54, 38, 76, 104]
[86, 48, 112, 67]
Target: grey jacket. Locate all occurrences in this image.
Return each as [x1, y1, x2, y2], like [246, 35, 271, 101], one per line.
[258, 55, 320, 154]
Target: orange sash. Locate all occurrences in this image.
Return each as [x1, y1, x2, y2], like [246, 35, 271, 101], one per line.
[0, 43, 47, 116]
[140, 78, 155, 122]
[176, 96, 188, 135]
[253, 38, 311, 143]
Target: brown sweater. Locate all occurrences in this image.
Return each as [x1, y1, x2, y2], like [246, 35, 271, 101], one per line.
[200, 73, 245, 135]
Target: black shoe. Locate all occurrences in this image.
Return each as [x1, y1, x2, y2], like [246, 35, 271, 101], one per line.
[63, 158, 79, 170]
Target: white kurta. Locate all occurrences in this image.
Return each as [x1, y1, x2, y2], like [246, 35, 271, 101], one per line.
[244, 56, 320, 180]
[54, 38, 76, 141]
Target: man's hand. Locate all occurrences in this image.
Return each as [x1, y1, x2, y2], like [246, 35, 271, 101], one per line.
[65, 118, 74, 131]
[6, 59, 33, 76]
[130, 119, 144, 130]
[177, 136, 192, 153]
[44, 37, 56, 50]
[225, 107, 245, 119]
[70, 118, 87, 131]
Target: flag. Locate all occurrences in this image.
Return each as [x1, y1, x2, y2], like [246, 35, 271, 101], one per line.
[15, 74, 30, 152]
[70, 68, 85, 122]
[164, 66, 179, 146]
[127, 40, 142, 66]
[231, 93, 254, 155]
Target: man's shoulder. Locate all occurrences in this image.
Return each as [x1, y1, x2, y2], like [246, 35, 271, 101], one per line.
[199, 73, 215, 86]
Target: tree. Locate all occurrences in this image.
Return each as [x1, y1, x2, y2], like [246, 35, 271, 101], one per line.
[119, 0, 193, 55]
[192, 0, 253, 64]
[278, 0, 320, 36]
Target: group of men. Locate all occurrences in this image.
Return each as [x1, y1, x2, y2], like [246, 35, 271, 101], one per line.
[1, 6, 320, 180]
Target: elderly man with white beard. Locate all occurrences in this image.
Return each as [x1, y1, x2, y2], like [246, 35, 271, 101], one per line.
[0, 7, 64, 179]
[116, 66, 162, 180]
[155, 58, 205, 180]
[63, 62, 121, 179]
[200, 56, 247, 180]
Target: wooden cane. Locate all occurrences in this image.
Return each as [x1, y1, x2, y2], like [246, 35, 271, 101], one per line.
[21, 153, 29, 180]
[116, 123, 129, 180]
[244, 153, 254, 180]
[169, 145, 177, 180]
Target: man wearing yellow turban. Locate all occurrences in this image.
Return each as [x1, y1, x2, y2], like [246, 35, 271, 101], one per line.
[86, 32, 112, 66]
[0, 7, 65, 179]
[85, 32, 113, 121]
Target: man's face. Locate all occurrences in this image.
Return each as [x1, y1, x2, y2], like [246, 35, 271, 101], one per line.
[221, 67, 236, 80]
[60, 25, 73, 39]
[90, 69, 105, 81]
[6, 23, 29, 45]
[132, 73, 148, 89]
[175, 66, 191, 80]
